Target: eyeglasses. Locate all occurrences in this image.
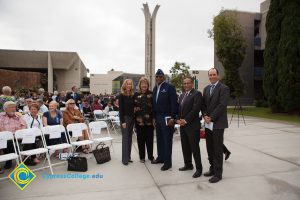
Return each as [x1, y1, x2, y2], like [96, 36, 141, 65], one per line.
[156, 75, 163, 78]
[69, 103, 75, 105]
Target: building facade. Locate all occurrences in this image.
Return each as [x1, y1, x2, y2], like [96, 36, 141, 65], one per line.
[214, 0, 270, 105]
[0, 49, 88, 93]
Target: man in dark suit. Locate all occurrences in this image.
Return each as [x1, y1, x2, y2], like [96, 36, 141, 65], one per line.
[66, 86, 81, 106]
[152, 69, 178, 171]
[176, 76, 203, 178]
[202, 68, 230, 183]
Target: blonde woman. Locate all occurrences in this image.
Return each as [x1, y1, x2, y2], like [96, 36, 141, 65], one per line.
[43, 101, 63, 157]
[62, 99, 91, 154]
[119, 79, 135, 165]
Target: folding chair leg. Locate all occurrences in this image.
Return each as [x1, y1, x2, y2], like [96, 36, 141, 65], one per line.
[45, 153, 54, 175]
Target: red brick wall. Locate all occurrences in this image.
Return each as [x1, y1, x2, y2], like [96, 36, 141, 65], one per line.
[0, 69, 42, 92]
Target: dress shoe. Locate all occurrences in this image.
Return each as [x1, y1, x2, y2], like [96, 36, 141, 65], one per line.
[209, 176, 222, 183]
[192, 170, 202, 178]
[225, 152, 231, 160]
[161, 165, 171, 171]
[4, 160, 12, 169]
[128, 159, 133, 163]
[140, 159, 145, 163]
[204, 171, 214, 177]
[151, 159, 164, 164]
[122, 162, 128, 166]
[179, 165, 194, 171]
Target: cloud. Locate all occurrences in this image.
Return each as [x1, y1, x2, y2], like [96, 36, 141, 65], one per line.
[0, 0, 263, 74]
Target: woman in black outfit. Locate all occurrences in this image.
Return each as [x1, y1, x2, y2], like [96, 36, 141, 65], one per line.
[134, 77, 154, 163]
[119, 79, 135, 165]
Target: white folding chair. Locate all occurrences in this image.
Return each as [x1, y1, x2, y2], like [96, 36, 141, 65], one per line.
[108, 111, 120, 134]
[66, 123, 94, 153]
[42, 125, 73, 158]
[89, 121, 114, 152]
[93, 110, 106, 121]
[15, 128, 53, 174]
[0, 131, 19, 180]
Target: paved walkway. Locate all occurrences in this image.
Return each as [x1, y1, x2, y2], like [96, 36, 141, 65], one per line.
[1, 116, 300, 200]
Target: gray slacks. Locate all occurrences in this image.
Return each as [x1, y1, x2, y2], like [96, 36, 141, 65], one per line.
[121, 116, 134, 164]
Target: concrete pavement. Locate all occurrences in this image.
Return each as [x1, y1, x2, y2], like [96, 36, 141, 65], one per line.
[0, 116, 300, 200]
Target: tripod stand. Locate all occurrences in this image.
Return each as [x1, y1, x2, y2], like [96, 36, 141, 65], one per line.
[229, 98, 246, 127]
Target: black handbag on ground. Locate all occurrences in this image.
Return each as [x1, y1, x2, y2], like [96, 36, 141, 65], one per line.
[92, 143, 111, 164]
[67, 156, 88, 172]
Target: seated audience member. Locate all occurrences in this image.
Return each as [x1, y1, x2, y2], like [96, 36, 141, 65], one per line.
[22, 104, 43, 165]
[104, 100, 114, 114]
[23, 98, 33, 114]
[62, 99, 91, 154]
[42, 101, 63, 157]
[0, 101, 27, 171]
[0, 86, 15, 113]
[92, 96, 102, 111]
[82, 99, 94, 121]
[113, 98, 119, 111]
[37, 99, 49, 114]
[56, 91, 66, 108]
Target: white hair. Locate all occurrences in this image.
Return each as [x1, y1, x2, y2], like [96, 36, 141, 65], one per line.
[2, 86, 12, 94]
[3, 101, 16, 110]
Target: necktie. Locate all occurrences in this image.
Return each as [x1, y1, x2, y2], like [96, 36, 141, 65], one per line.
[210, 84, 215, 96]
[181, 92, 189, 105]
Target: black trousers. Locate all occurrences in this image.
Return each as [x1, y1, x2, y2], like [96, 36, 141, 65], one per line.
[180, 129, 202, 171]
[135, 124, 154, 160]
[223, 144, 230, 154]
[205, 128, 224, 178]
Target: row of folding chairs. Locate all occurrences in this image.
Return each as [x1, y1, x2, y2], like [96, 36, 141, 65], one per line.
[0, 121, 114, 179]
[93, 110, 120, 134]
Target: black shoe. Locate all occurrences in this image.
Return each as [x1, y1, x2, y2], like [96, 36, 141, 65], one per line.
[161, 165, 171, 171]
[179, 165, 194, 171]
[209, 176, 222, 183]
[4, 160, 12, 169]
[204, 171, 214, 177]
[128, 159, 133, 163]
[192, 170, 202, 178]
[122, 162, 128, 166]
[151, 159, 164, 164]
[225, 152, 231, 160]
[140, 159, 145, 163]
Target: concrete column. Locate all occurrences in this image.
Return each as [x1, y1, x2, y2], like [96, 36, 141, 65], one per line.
[142, 3, 160, 89]
[47, 52, 53, 93]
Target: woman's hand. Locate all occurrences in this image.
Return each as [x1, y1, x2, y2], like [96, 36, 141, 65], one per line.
[122, 123, 126, 129]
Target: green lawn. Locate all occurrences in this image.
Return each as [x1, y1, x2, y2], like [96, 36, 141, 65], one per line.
[227, 107, 300, 124]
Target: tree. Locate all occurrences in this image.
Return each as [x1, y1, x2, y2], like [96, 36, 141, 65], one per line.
[277, 0, 300, 113]
[263, 0, 283, 112]
[208, 10, 247, 99]
[169, 62, 190, 92]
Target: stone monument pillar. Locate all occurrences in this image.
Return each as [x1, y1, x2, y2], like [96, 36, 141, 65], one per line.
[142, 3, 160, 89]
[47, 52, 53, 93]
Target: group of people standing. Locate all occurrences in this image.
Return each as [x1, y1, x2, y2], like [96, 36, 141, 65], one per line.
[118, 67, 230, 183]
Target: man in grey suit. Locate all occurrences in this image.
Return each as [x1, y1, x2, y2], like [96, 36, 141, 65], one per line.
[202, 68, 230, 183]
[176, 76, 203, 178]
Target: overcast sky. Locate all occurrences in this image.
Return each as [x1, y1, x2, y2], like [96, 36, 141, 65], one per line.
[0, 0, 263, 74]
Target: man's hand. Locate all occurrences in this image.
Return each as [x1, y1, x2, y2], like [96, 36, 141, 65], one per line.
[167, 119, 175, 127]
[122, 123, 126, 129]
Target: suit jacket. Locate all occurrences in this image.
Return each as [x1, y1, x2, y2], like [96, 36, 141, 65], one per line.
[203, 81, 230, 129]
[153, 82, 178, 119]
[178, 89, 202, 132]
[66, 92, 81, 105]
